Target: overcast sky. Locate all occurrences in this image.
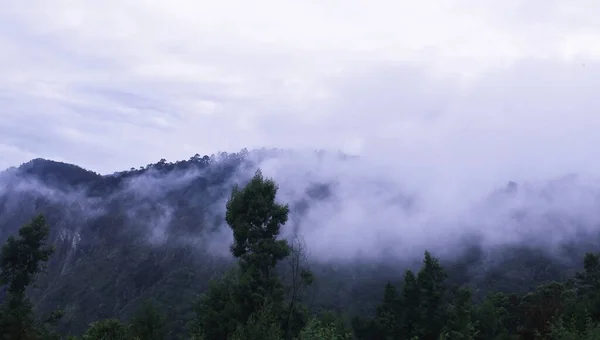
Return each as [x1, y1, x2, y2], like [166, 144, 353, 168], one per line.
[1, 1, 600, 182]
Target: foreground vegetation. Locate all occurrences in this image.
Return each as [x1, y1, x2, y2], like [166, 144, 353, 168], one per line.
[2, 170, 600, 339]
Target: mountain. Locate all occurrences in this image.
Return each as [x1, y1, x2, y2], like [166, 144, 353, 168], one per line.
[2, 149, 600, 336]
[0, 151, 261, 334]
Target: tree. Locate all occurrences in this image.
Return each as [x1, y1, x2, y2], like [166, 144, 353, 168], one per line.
[230, 303, 283, 340]
[0, 215, 54, 295]
[193, 170, 293, 338]
[440, 288, 479, 340]
[475, 293, 512, 340]
[129, 299, 166, 340]
[298, 318, 352, 340]
[375, 283, 401, 338]
[225, 169, 291, 320]
[518, 282, 569, 339]
[573, 253, 600, 322]
[0, 214, 55, 340]
[402, 269, 421, 339]
[353, 251, 450, 340]
[191, 269, 242, 340]
[81, 319, 130, 340]
[550, 316, 600, 340]
[283, 235, 314, 339]
[0, 293, 37, 340]
[415, 251, 448, 340]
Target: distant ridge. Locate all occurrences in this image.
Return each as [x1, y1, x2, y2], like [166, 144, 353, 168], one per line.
[15, 158, 101, 188]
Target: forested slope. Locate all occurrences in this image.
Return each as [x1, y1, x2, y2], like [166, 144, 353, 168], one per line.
[1, 149, 600, 339]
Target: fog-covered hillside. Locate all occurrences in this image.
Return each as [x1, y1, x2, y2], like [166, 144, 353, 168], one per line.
[2, 148, 600, 336]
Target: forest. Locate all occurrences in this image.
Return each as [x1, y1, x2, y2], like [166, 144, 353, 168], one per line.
[2, 151, 600, 339]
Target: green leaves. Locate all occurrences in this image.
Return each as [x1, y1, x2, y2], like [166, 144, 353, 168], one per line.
[0, 292, 37, 340]
[441, 288, 479, 340]
[194, 170, 296, 339]
[0, 214, 54, 294]
[353, 251, 451, 340]
[230, 303, 283, 340]
[0, 214, 57, 340]
[191, 268, 242, 339]
[297, 318, 352, 340]
[550, 316, 600, 340]
[81, 319, 130, 340]
[129, 300, 166, 340]
[226, 170, 291, 265]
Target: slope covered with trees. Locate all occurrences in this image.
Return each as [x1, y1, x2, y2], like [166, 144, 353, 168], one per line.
[2, 149, 600, 339]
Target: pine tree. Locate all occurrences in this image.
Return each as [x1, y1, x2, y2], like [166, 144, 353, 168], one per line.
[441, 288, 479, 340]
[415, 251, 448, 340]
[225, 170, 291, 321]
[375, 283, 401, 338]
[193, 170, 292, 338]
[402, 270, 421, 338]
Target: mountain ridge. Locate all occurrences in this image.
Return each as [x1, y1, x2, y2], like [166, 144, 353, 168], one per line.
[1, 148, 600, 336]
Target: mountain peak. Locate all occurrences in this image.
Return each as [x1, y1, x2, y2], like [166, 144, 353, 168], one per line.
[16, 158, 101, 188]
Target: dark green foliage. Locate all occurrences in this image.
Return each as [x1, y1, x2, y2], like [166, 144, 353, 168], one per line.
[375, 283, 401, 338]
[0, 215, 57, 340]
[475, 293, 513, 340]
[0, 215, 54, 294]
[352, 251, 450, 340]
[226, 170, 291, 321]
[415, 251, 448, 340]
[191, 269, 242, 339]
[0, 152, 588, 336]
[193, 170, 295, 339]
[282, 235, 314, 339]
[226, 170, 291, 265]
[297, 317, 352, 340]
[440, 288, 478, 340]
[517, 282, 568, 339]
[128, 299, 166, 340]
[0, 292, 63, 340]
[81, 319, 129, 340]
[572, 253, 600, 322]
[8, 156, 600, 339]
[229, 303, 283, 340]
[0, 292, 37, 340]
[550, 316, 600, 340]
[351, 250, 600, 340]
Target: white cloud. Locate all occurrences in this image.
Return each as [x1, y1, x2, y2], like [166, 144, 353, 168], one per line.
[0, 0, 599, 185]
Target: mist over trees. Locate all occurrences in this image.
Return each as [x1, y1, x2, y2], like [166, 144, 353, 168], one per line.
[2, 149, 600, 339]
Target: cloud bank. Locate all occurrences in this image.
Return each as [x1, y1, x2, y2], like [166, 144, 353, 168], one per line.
[1, 0, 599, 180]
[2, 1, 600, 262]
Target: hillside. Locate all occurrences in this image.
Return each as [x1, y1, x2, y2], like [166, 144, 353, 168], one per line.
[2, 149, 600, 338]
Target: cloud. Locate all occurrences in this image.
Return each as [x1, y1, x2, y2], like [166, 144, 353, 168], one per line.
[0, 0, 599, 185]
[4, 146, 600, 264]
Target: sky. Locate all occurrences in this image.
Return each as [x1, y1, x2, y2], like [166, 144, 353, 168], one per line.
[2, 0, 600, 185]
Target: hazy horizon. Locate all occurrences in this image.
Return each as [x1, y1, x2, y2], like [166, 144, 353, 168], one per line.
[3, 1, 600, 262]
[2, 1, 600, 186]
